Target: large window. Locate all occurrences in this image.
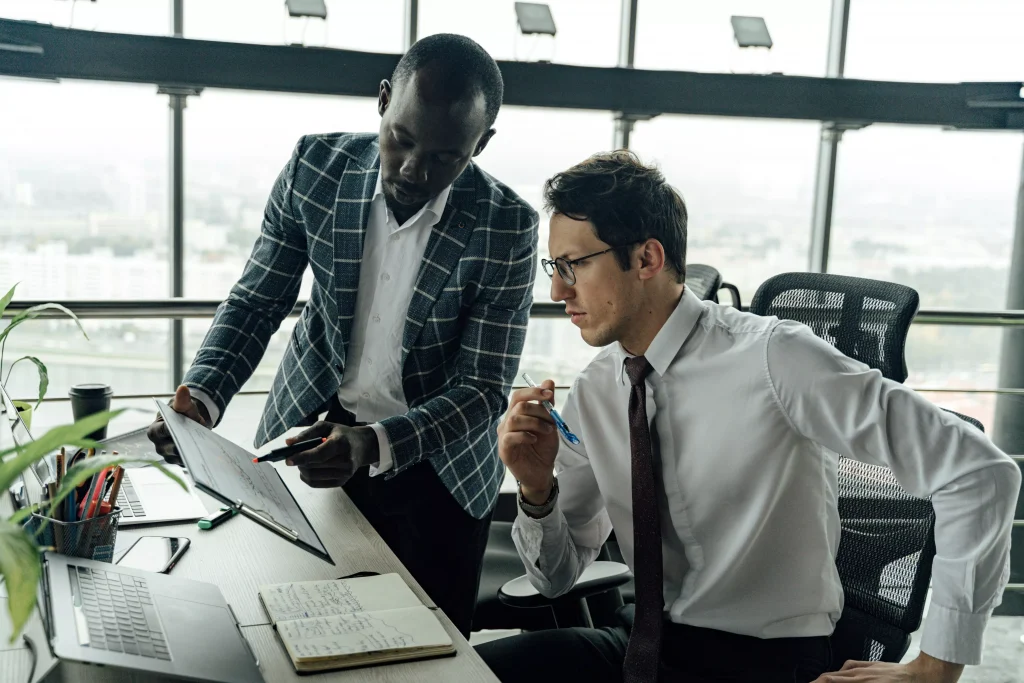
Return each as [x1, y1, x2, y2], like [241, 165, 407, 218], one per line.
[0, 0, 169, 35]
[184, 89, 382, 299]
[829, 126, 1023, 310]
[629, 115, 819, 299]
[2, 318, 169, 401]
[419, 0, 621, 67]
[0, 80, 169, 300]
[634, 0, 830, 76]
[845, 0, 1024, 82]
[185, 0, 404, 52]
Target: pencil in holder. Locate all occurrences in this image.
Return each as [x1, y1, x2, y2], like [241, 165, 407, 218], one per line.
[24, 508, 122, 563]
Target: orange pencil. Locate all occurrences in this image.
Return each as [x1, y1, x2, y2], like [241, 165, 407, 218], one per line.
[106, 467, 125, 507]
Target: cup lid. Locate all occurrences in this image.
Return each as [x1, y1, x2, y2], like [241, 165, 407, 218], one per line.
[68, 383, 113, 397]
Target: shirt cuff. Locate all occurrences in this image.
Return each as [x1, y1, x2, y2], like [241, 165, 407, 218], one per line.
[367, 422, 393, 476]
[919, 602, 992, 666]
[186, 387, 220, 427]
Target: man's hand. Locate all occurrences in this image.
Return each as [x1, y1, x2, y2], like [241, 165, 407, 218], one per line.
[813, 653, 964, 683]
[147, 385, 210, 465]
[498, 379, 559, 505]
[284, 421, 379, 488]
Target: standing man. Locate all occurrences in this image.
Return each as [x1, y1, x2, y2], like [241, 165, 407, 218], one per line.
[477, 151, 1020, 681]
[148, 34, 538, 637]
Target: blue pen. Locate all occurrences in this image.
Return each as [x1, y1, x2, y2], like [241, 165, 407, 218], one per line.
[521, 373, 580, 445]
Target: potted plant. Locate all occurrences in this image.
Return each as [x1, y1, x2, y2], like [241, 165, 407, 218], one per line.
[0, 283, 89, 431]
[0, 410, 186, 641]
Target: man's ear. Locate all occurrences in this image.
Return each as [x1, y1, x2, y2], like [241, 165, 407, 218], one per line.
[473, 128, 496, 157]
[637, 240, 667, 281]
[378, 80, 392, 118]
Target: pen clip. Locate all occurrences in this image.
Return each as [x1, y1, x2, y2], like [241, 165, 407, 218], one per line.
[234, 500, 299, 542]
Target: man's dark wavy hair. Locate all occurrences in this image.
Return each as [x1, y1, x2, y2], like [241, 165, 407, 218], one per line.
[543, 151, 688, 283]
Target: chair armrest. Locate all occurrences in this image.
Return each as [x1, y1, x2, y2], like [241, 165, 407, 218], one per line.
[497, 561, 632, 609]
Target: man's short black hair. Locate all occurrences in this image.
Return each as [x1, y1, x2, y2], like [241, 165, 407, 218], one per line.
[392, 33, 504, 129]
[544, 151, 688, 283]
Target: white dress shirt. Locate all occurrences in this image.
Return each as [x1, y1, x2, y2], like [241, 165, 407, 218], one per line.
[195, 174, 451, 475]
[514, 287, 1020, 665]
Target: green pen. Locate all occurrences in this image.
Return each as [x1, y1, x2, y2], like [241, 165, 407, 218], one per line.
[198, 506, 237, 530]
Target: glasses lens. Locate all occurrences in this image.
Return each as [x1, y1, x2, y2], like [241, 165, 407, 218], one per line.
[555, 258, 575, 285]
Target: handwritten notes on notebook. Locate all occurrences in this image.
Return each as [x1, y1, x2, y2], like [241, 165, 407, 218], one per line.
[258, 573, 454, 672]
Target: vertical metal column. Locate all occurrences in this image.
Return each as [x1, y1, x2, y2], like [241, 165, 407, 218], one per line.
[808, 0, 851, 273]
[403, 0, 418, 50]
[993, 139, 1024, 616]
[169, 0, 185, 387]
[612, 0, 639, 150]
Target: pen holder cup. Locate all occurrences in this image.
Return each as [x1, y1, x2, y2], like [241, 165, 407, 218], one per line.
[23, 508, 122, 563]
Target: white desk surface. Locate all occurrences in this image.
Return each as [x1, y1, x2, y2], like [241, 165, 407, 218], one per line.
[0, 395, 498, 683]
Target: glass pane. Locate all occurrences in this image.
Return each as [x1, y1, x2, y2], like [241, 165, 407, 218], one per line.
[0, 0, 169, 35]
[184, 0, 404, 51]
[0, 80, 169, 300]
[419, 0, 621, 67]
[184, 317, 299, 394]
[473, 106, 614, 300]
[634, 0, 830, 76]
[829, 126, 1024, 310]
[1, 318, 170, 401]
[185, 89, 382, 299]
[518, 317, 605, 390]
[845, 0, 1024, 82]
[905, 325, 1003, 391]
[629, 115, 819, 300]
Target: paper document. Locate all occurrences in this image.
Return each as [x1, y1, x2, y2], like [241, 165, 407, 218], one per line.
[155, 401, 329, 560]
[260, 574, 421, 622]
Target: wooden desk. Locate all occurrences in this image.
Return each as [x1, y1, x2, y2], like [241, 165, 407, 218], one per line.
[1, 396, 498, 682]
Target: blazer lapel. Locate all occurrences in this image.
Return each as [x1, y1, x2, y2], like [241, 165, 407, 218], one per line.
[332, 140, 381, 366]
[401, 166, 478, 365]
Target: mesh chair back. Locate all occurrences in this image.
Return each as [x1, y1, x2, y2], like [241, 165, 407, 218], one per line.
[750, 273, 983, 666]
[749, 272, 919, 383]
[685, 264, 723, 302]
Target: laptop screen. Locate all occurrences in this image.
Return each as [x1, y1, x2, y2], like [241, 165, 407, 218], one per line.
[0, 383, 50, 507]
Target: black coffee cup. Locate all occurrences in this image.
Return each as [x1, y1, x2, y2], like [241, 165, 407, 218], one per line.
[68, 383, 114, 441]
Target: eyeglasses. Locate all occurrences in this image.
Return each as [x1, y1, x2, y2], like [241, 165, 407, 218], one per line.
[541, 244, 638, 286]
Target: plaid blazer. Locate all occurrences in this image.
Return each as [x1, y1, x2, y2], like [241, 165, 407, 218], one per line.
[183, 133, 539, 519]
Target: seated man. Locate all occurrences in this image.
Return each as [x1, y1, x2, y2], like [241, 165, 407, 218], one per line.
[477, 151, 1021, 683]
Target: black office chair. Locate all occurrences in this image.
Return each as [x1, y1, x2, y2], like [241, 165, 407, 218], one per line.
[751, 272, 985, 667]
[684, 264, 742, 307]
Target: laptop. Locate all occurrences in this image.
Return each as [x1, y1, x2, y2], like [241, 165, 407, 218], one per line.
[0, 384, 208, 525]
[40, 552, 264, 683]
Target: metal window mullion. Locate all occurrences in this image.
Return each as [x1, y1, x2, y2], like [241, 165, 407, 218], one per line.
[808, 0, 851, 273]
[403, 0, 418, 50]
[170, 0, 185, 388]
[613, 0, 640, 149]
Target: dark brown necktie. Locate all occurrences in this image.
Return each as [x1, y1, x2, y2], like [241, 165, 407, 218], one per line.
[622, 355, 663, 683]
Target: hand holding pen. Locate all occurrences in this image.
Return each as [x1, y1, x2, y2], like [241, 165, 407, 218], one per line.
[521, 373, 579, 444]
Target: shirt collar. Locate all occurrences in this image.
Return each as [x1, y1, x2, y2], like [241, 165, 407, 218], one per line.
[617, 286, 706, 384]
[373, 172, 452, 225]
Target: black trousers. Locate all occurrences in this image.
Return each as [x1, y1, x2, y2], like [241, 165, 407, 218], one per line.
[327, 400, 492, 638]
[475, 618, 831, 683]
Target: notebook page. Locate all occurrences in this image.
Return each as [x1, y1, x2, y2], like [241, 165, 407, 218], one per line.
[278, 606, 452, 662]
[260, 573, 421, 623]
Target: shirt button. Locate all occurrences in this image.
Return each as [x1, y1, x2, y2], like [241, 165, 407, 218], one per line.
[361, 392, 370, 399]
[367, 358, 373, 366]
[373, 315, 381, 323]
[389, 234, 399, 242]
[382, 273, 390, 281]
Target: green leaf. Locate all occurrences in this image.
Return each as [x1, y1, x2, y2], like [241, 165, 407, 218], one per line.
[4, 356, 48, 408]
[0, 283, 16, 321]
[0, 302, 89, 350]
[0, 410, 122, 494]
[0, 518, 41, 643]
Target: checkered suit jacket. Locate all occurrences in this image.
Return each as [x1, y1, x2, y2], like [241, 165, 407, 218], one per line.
[183, 133, 538, 519]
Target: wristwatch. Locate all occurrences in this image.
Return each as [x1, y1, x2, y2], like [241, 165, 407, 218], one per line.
[517, 478, 559, 519]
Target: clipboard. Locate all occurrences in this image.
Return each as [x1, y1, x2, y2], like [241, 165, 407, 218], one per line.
[155, 401, 334, 564]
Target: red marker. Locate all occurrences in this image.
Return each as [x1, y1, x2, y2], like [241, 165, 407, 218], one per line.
[252, 437, 326, 464]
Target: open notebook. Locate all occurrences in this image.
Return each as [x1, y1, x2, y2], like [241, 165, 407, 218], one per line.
[258, 573, 455, 672]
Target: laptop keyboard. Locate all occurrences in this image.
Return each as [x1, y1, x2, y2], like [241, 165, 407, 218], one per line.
[69, 566, 171, 660]
[116, 474, 146, 518]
